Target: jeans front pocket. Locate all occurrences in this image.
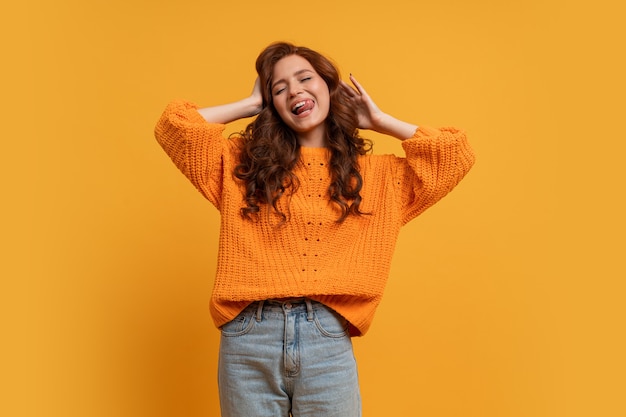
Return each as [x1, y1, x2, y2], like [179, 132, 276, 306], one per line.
[313, 304, 349, 338]
[220, 305, 257, 337]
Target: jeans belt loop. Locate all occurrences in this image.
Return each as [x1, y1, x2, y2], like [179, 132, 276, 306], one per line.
[255, 300, 265, 322]
[305, 298, 314, 321]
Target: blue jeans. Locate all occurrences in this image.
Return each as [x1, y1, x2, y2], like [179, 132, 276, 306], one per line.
[218, 299, 361, 417]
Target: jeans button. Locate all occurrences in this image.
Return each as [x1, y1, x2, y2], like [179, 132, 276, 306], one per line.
[285, 302, 292, 309]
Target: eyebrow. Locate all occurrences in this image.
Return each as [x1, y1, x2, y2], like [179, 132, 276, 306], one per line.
[272, 69, 314, 90]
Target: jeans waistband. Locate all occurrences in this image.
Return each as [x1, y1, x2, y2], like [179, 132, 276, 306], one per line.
[266, 297, 307, 305]
[254, 298, 315, 322]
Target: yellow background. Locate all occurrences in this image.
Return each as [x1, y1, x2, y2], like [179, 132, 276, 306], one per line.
[2, 0, 625, 416]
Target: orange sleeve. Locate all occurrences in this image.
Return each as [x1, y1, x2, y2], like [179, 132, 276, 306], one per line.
[395, 126, 476, 224]
[154, 100, 228, 210]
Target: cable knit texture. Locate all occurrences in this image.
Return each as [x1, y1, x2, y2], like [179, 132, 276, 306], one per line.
[155, 100, 475, 336]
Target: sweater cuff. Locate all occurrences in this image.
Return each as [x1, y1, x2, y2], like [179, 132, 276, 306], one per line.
[413, 125, 460, 138]
[167, 99, 208, 124]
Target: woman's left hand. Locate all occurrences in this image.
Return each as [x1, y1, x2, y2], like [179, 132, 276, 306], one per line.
[341, 74, 418, 140]
[341, 74, 385, 131]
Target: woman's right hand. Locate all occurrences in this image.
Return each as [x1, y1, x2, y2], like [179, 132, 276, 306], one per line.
[249, 77, 263, 116]
[197, 77, 264, 124]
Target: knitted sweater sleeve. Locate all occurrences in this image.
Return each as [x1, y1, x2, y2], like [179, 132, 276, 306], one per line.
[154, 100, 228, 210]
[396, 126, 475, 225]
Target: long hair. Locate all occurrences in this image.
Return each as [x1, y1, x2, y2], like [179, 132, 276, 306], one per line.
[233, 42, 372, 223]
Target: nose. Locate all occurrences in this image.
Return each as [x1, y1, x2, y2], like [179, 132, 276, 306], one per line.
[289, 84, 303, 97]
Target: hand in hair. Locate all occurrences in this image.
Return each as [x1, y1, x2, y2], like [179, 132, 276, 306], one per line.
[250, 77, 263, 114]
[197, 78, 263, 124]
[342, 74, 418, 141]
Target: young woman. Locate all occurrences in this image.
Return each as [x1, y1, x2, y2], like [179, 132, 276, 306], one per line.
[155, 42, 475, 417]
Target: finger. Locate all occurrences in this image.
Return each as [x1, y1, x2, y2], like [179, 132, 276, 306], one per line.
[350, 75, 376, 107]
[252, 77, 261, 94]
[340, 80, 358, 97]
[349, 74, 366, 95]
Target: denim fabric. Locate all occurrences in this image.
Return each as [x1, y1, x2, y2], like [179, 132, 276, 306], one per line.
[218, 299, 361, 417]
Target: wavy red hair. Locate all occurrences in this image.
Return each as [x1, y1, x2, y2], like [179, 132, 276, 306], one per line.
[233, 42, 372, 223]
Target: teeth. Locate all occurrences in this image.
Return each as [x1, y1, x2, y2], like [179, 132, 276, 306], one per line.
[292, 101, 306, 112]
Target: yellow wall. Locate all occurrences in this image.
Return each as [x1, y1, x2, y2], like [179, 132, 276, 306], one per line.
[3, 0, 625, 416]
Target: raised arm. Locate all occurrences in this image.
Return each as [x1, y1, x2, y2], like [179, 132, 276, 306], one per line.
[341, 75, 475, 223]
[197, 78, 263, 124]
[341, 74, 418, 140]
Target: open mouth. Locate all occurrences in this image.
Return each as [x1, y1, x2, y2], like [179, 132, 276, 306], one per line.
[291, 99, 314, 115]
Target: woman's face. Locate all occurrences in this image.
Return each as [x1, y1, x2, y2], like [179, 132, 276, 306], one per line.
[270, 54, 330, 147]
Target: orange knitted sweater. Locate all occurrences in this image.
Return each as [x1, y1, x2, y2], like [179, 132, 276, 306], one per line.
[155, 100, 475, 336]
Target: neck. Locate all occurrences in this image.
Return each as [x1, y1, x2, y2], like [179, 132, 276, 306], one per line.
[297, 125, 326, 148]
